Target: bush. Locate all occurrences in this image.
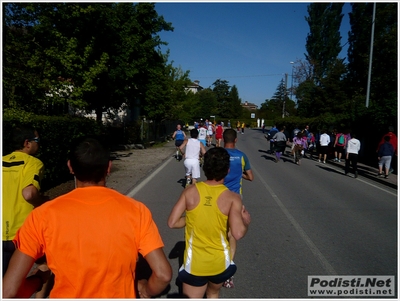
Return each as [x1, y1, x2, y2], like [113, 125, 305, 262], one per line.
[3, 108, 104, 190]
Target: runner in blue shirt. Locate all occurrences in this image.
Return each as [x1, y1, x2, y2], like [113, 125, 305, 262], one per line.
[222, 128, 253, 288]
[172, 124, 186, 161]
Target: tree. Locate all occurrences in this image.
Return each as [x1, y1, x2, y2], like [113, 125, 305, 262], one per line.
[305, 3, 344, 82]
[162, 63, 192, 121]
[227, 85, 243, 119]
[3, 3, 173, 121]
[194, 88, 218, 120]
[260, 78, 296, 120]
[212, 79, 232, 118]
[346, 3, 397, 129]
[297, 3, 347, 118]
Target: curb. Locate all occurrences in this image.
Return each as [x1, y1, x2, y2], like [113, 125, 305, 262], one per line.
[112, 144, 145, 151]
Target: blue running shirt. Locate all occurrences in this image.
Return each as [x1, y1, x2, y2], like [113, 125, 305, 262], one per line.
[224, 148, 251, 195]
[175, 130, 185, 141]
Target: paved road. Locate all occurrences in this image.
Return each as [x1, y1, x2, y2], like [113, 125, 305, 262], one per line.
[129, 129, 397, 298]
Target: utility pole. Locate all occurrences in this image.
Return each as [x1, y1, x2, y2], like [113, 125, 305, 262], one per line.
[366, 2, 376, 108]
[282, 73, 288, 118]
[290, 61, 294, 100]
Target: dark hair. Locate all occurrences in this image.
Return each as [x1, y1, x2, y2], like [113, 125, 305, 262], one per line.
[223, 128, 237, 143]
[190, 128, 199, 138]
[69, 137, 110, 183]
[384, 135, 391, 142]
[203, 148, 230, 181]
[12, 126, 37, 150]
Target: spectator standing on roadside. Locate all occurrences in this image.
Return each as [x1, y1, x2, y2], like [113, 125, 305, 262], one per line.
[2, 127, 46, 277]
[172, 124, 186, 161]
[167, 147, 251, 298]
[376, 126, 398, 174]
[308, 132, 316, 157]
[333, 130, 347, 162]
[377, 135, 395, 179]
[318, 129, 330, 163]
[3, 137, 172, 298]
[345, 134, 361, 178]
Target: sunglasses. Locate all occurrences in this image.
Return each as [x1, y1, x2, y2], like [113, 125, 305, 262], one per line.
[30, 137, 40, 143]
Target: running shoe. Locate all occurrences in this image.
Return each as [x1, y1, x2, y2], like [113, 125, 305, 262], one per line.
[223, 276, 234, 288]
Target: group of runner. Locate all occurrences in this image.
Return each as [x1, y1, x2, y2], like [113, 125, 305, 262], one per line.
[3, 124, 253, 299]
[171, 123, 254, 297]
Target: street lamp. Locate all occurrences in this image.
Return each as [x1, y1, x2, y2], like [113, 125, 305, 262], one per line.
[290, 61, 294, 100]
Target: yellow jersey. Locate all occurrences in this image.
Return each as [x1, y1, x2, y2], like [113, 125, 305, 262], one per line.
[2, 151, 44, 241]
[182, 182, 232, 276]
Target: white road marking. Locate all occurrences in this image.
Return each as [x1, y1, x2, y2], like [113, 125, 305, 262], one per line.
[318, 163, 397, 197]
[126, 156, 174, 198]
[252, 166, 338, 275]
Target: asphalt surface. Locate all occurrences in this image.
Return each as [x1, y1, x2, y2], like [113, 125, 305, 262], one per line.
[128, 128, 397, 298]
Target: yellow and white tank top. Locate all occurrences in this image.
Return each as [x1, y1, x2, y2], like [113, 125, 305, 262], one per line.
[182, 182, 231, 276]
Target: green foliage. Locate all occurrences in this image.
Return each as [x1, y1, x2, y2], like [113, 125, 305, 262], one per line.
[3, 3, 173, 121]
[346, 3, 397, 134]
[212, 79, 238, 118]
[3, 108, 104, 190]
[193, 88, 218, 121]
[305, 3, 344, 81]
[259, 79, 296, 120]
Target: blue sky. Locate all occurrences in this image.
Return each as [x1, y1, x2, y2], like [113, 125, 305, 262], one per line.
[155, 2, 352, 108]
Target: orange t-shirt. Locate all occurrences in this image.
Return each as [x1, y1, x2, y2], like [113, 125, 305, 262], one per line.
[14, 186, 164, 298]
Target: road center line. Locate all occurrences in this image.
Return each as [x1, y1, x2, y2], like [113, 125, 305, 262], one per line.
[252, 166, 337, 275]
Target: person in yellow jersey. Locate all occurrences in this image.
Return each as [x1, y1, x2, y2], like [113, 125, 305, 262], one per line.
[2, 126, 47, 277]
[168, 147, 251, 298]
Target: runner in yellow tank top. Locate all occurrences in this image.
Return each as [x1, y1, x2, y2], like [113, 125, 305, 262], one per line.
[183, 182, 231, 276]
[168, 148, 251, 298]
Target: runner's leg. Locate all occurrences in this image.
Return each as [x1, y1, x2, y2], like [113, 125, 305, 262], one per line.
[206, 282, 224, 298]
[182, 283, 207, 299]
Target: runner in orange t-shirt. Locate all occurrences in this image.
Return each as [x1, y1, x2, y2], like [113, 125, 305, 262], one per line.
[3, 137, 172, 298]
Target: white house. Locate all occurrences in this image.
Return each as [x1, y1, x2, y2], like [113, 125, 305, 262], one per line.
[186, 80, 203, 94]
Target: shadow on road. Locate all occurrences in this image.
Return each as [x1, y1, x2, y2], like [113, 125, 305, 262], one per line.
[167, 241, 187, 298]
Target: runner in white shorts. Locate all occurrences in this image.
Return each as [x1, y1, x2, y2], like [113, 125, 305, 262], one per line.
[179, 128, 206, 187]
[207, 123, 214, 147]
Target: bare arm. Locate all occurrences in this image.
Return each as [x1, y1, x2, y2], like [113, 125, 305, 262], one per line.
[137, 248, 172, 298]
[22, 185, 48, 207]
[242, 169, 254, 181]
[3, 249, 47, 298]
[167, 191, 187, 229]
[179, 140, 188, 156]
[228, 194, 251, 241]
[200, 143, 207, 156]
[333, 136, 338, 147]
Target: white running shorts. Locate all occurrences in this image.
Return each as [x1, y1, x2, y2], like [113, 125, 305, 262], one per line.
[184, 158, 201, 179]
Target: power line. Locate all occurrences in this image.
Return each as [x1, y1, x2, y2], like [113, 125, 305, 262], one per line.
[190, 73, 285, 79]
